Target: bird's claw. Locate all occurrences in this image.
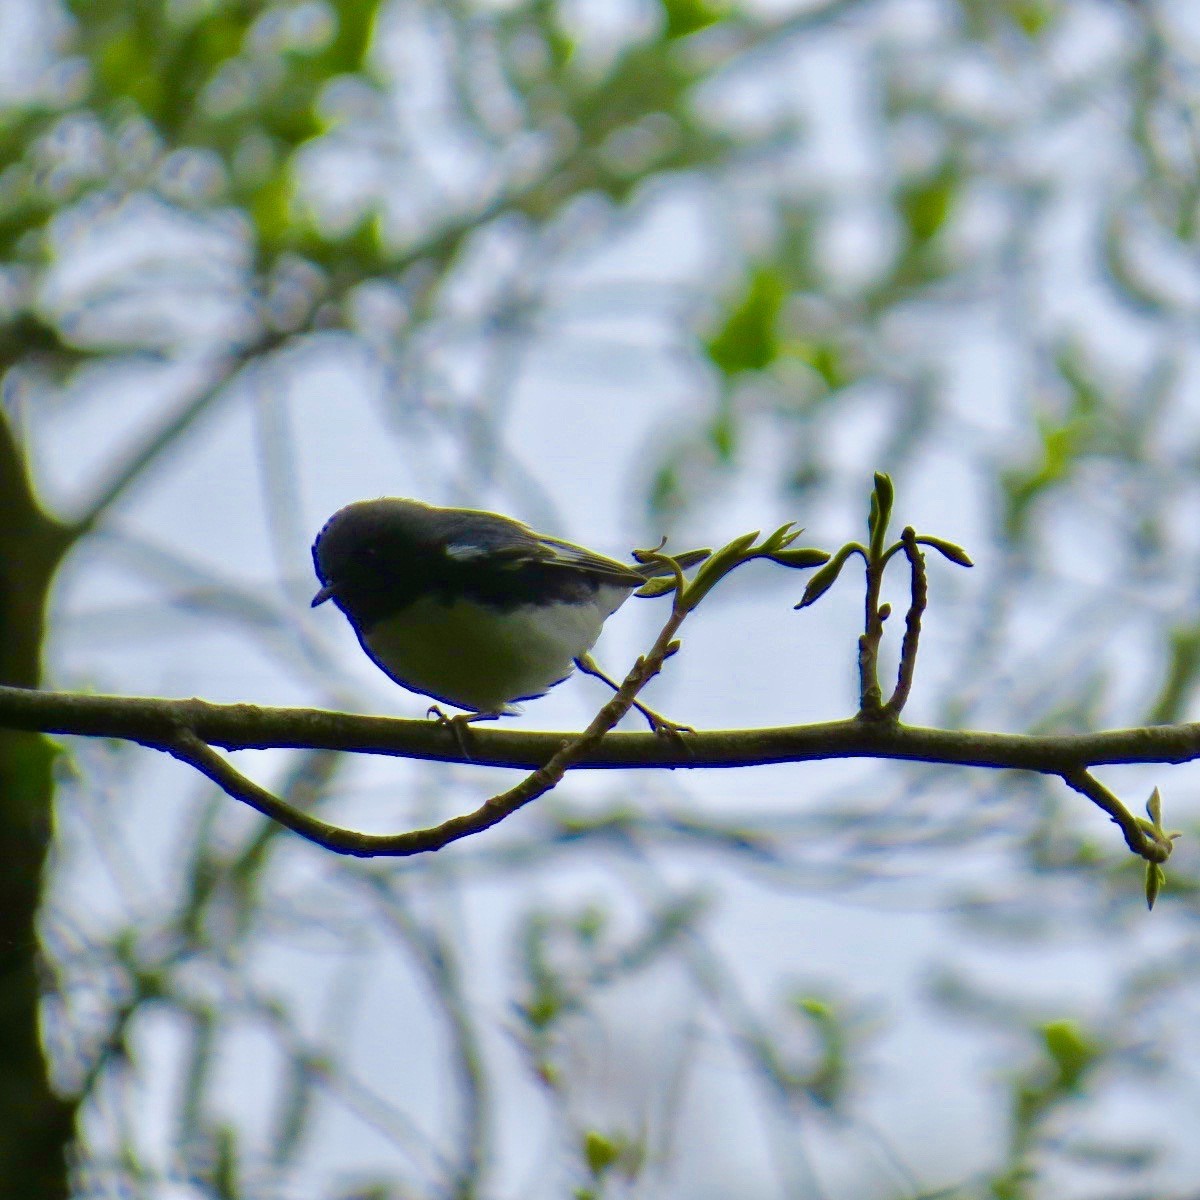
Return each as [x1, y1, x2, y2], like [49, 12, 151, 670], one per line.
[632, 699, 695, 748]
[427, 706, 496, 759]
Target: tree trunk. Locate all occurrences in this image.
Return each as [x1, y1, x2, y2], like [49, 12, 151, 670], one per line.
[0, 411, 76, 1198]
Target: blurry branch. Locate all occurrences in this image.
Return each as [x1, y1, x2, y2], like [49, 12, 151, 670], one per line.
[68, 341, 283, 540]
[714, 0, 882, 67]
[356, 874, 489, 1195]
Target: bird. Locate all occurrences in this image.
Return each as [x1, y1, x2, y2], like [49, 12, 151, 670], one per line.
[310, 498, 705, 732]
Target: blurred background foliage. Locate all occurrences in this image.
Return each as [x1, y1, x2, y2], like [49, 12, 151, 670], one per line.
[5, 0, 1200, 1196]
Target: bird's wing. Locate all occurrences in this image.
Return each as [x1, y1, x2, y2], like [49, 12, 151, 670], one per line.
[531, 535, 648, 586]
[437, 510, 642, 586]
[439, 510, 704, 587]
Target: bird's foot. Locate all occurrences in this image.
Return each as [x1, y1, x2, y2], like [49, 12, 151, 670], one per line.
[573, 653, 693, 746]
[630, 698, 695, 745]
[427, 706, 498, 759]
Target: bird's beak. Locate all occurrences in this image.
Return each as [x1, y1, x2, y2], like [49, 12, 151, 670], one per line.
[311, 584, 336, 607]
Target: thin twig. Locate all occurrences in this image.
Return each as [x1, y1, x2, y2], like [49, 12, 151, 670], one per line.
[357, 874, 489, 1196]
[883, 527, 927, 719]
[69, 346, 276, 538]
[858, 557, 887, 718]
[1060, 768, 1172, 863]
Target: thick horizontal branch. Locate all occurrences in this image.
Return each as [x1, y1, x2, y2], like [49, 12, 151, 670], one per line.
[3, 684, 1200, 774]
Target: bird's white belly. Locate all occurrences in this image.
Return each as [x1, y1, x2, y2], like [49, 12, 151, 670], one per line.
[362, 591, 625, 712]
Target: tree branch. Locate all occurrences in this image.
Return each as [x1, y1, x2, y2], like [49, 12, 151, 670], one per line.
[3, 685, 1200, 773]
[1060, 767, 1172, 863]
[0, 682, 1192, 863]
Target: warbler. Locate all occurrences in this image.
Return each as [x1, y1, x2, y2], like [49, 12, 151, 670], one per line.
[311, 498, 704, 726]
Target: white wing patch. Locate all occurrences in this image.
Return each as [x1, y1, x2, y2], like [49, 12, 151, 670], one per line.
[444, 531, 645, 584]
[445, 542, 492, 561]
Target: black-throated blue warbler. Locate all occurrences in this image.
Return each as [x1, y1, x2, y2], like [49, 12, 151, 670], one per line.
[311, 498, 705, 727]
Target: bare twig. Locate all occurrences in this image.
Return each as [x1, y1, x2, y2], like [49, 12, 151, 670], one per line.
[1060, 768, 1172, 863]
[883, 527, 928, 719]
[857, 554, 887, 718]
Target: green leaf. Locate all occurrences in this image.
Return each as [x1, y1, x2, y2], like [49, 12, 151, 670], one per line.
[322, 0, 384, 73]
[96, 26, 165, 117]
[767, 547, 830, 568]
[762, 521, 800, 552]
[868, 472, 894, 558]
[1146, 862, 1165, 910]
[708, 400, 737, 462]
[520, 986, 564, 1031]
[1001, 405, 1095, 537]
[1042, 1020, 1097, 1092]
[698, 530, 759, 571]
[915, 535, 974, 567]
[1146, 787, 1162, 827]
[796, 997, 831, 1019]
[872, 471, 894, 519]
[898, 159, 960, 245]
[680, 530, 762, 608]
[705, 266, 786, 376]
[634, 575, 678, 597]
[795, 543, 863, 609]
[583, 1130, 621, 1178]
[1012, 0, 1056, 36]
[661, 0, 726, 39]
[632, 544, 711, 570]
[250, 168, 295, 257]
